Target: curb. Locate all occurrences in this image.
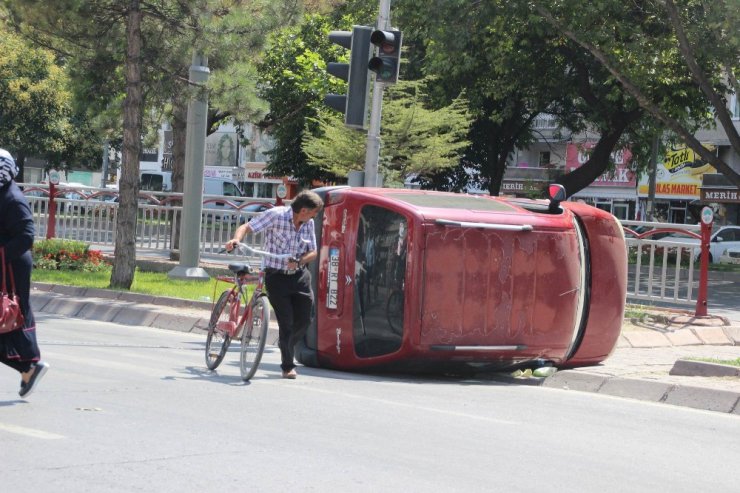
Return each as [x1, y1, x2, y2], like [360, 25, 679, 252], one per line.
[31, 283, 282, 343]
[542, 370, 740, 414]
[489, 370, 740, 414]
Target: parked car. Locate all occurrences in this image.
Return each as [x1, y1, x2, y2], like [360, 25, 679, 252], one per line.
[719, 247, 740, 265]
[662, 225, 740, 263]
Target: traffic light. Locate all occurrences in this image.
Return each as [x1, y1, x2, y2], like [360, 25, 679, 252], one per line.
[368, 29, 402, 83]
[324, 26, 373, 129]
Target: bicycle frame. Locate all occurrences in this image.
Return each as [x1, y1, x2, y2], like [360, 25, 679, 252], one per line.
[212, 269, 267, 339]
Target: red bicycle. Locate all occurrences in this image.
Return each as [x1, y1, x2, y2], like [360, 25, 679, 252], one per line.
[205, 243, 292, 381]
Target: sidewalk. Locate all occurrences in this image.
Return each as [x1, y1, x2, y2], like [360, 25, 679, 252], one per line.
[30, 281, 740, 415]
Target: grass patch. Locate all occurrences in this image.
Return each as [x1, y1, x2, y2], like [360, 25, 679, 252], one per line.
[687, 357, 740, 367]
[32, 267, 232, 303]
[624, 304, 652, 319]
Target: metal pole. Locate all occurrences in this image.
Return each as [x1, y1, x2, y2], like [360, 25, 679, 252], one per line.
[168, 52, 210, 280]
[695, 218, 711, 317]
[363, 0, 391, 187]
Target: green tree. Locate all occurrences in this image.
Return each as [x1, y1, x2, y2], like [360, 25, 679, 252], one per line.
[257, 14, 348, 185]
[531, 0, 740, 189]
[396, 0, 710, 197]
[303, 78, 470, 186]
[396, 0, 573, 194]
[5, 0, 304, 287]
[0, 29, 74, 180]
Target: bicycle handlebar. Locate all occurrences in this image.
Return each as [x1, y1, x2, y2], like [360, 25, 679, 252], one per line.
[233, 242, 295, 260]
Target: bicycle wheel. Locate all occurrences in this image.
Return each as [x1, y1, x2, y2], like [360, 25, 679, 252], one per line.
[240, 295, 270, 381]
[386, 289, 404, 335]
[205, 290, 237, 370]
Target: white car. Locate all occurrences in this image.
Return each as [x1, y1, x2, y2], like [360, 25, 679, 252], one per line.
[719, 247, 740, 265]
[663, 225, 740, 263]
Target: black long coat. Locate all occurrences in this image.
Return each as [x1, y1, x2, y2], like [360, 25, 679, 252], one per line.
[0, 180, 38, 362]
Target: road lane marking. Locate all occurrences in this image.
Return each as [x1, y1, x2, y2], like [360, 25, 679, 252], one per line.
[0, 422, 65, 440]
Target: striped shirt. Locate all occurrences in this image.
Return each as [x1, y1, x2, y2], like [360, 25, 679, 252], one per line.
[249, 206, 317, 269]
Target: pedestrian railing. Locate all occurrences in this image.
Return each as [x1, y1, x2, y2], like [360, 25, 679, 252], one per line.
[22, 184, 711, 309]
[621, 220, 705, 307]
[20, 183, 273, 259]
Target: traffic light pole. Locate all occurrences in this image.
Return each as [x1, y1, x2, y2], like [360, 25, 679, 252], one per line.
[364, 0, 391, 187]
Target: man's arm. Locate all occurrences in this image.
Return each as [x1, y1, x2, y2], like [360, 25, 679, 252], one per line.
[225, 222, 253, 252]
[297, 250, 317, 268]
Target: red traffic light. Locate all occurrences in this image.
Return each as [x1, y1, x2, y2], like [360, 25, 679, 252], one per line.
[369, 29, 402, 83]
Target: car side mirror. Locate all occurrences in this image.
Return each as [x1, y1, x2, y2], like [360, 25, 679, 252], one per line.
[547, 183, 566, 212]
[715, 236, 723, 242]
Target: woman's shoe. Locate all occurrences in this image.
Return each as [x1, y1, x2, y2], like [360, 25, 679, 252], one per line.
[19, 361, 49, 398]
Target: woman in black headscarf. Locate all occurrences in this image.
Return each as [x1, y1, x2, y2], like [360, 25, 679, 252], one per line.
[0, 148, 49, 398]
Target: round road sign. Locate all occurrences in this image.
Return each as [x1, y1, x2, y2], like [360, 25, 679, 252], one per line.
[49, 170, 60, 185]
[276, 183, 287, 199]
[700, 206, 714, 225]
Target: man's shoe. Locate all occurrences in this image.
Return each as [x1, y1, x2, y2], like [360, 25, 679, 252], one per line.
[19, 361, 49, 398]
[282, 368, 297, 379]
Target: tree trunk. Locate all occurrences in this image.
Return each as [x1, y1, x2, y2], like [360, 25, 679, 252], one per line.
[556, 113, 639, 197]
[110, 0, 142, 290]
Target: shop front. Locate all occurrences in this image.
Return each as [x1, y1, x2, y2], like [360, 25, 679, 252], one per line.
[637, 144, 717, 224]
[241, 162, 298, 200]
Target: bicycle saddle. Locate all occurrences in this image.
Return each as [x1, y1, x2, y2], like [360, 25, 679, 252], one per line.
[227, 263, 254, 275]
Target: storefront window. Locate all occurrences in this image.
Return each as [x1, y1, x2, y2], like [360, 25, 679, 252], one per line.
[353, 205, 407, 358]
[669, 200, 688, 224]
[613, 201, 629, 220]
[256, 183, 274, 198]
[241, 182, 254, 197]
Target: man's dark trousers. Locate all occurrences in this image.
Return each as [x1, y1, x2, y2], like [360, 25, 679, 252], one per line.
[265, 269, 313, 372]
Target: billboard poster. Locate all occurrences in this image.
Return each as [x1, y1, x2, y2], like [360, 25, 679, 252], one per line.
[205, 132, 238, 167]
[565, 143, 636, 187]
[637, 143, 716, 198]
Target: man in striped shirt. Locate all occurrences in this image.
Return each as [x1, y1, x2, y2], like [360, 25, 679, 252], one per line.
[226, 190, 324, 379]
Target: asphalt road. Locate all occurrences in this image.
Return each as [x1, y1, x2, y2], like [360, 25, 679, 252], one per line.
[1, 315, 738, 492]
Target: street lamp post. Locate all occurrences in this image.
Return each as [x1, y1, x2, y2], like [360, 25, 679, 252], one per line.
[168, 52, 211, 281]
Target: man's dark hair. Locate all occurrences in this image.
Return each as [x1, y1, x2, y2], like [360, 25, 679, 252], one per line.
[291, 190, 324, 212]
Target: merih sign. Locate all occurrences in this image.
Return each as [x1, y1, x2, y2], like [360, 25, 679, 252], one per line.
[700, 173, 740, 203]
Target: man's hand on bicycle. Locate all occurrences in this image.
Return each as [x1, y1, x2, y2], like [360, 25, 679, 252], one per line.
[225, 239, 242, 252]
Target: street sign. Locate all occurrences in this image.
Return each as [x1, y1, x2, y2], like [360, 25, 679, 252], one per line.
[700, 206, 714, 225]
[276, 183, 287, 199]
[49, 170, 60, 185]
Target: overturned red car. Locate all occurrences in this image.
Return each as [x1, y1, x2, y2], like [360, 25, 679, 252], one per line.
[296, 186, 627, 373]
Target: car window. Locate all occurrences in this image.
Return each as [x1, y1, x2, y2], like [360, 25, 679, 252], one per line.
[718, 228, 740, 242]
[141, 173, 164, 191]
[222, 182, 241, 197]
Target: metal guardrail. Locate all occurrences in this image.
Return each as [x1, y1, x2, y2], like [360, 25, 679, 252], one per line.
[21, 183, 273, 260]
[22, 184, 712, 307]
[621, 220, 703, 306]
